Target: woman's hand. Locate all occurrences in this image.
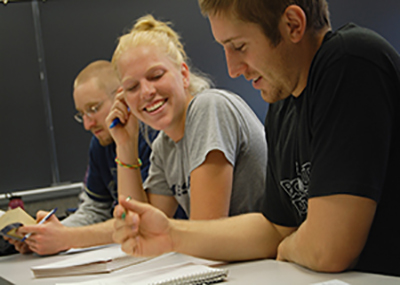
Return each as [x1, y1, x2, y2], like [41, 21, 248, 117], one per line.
[105, 89, 140, 150]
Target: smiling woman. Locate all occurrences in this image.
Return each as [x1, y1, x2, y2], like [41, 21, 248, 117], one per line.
[116, 44, 192, 141]
[105, 14, 269, 221]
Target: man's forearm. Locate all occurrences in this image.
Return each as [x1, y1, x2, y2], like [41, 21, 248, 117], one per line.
[170, 213, 287, 261]
[277, 195, 376, 273]
[277, 222, 349, 272]
[64, 219, 115, 249]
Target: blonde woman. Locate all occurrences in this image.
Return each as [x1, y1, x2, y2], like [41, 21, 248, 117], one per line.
[106, 15, 267, 220]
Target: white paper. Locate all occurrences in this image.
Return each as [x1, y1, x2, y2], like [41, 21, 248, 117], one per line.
[311, 280, 350, 285]
[32, 244, 131, 269]
[31, 244, 151, 278]
[56, 252, 225, 285]
[62, 244, 112, 255]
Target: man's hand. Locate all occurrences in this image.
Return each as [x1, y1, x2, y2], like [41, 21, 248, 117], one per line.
[113, 196, 174, 257]
[2, 236, 32, 254]
[15, 210, 71, 255]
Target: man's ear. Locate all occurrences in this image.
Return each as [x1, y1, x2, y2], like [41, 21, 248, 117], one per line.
[281, 5, 307, 44]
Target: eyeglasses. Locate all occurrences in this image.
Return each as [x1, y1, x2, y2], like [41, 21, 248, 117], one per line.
[74, 101, 104, 123]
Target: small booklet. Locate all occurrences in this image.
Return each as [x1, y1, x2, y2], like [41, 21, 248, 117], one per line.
[55, 250, 228, 285]
[0, 207, 36, 240]
[31, 244, 150, 278]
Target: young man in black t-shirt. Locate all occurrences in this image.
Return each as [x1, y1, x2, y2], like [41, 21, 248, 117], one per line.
[112, 0, 400, 277]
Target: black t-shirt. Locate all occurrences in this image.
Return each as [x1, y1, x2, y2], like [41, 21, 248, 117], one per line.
[265, 23, 400, 276]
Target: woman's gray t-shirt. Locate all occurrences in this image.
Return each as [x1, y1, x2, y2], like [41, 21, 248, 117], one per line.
[144, 89, 267, 217]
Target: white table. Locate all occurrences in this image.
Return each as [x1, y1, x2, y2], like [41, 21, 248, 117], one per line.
[1, 251, 399, 285]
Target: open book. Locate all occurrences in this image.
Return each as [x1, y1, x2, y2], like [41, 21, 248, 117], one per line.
[31, 244, 150, 278]
[55, 249, 228, 285]
[0, 207, 36, 240]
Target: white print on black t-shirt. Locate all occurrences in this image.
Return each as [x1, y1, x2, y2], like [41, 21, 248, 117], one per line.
[280, 162, 311, 218]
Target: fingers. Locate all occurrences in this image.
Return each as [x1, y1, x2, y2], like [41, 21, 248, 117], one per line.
[3, 236, 17, 245]
[113, 214, 140, 247]
[120, 236, 140, 256]
[3, 236, 11, 242]
[113, 201, 140, 246]
[106, 104, 128, 127]
[119, 196, 153, 216]
[115, 88, 125, 101]
[4, 237, 33, 254]
[113, 219, 139, 243]
[36, 210, 50, 221]
[113, 212, 141, 257]
[106, 91, 130, 127]
[23, 239, 47, 256]
[114, 196, 150, 218]
[15, 226, 29, 237]
[14, 241, 32, 254]
[114, 203, 126, 220]
[16, 220, 52, 237]
[36, 210, 57, 220]
[114, 208, 140, 236]
[16, 225, 37, 236]
[116, 86, 124, 94]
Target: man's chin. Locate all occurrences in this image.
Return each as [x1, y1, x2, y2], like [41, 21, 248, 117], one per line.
[260, 89, 288, 104]
[97, 137, 114, 146]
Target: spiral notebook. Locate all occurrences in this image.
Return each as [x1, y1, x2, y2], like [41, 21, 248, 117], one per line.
[135, 264, 228, 285]
[56, 250, 228, 285]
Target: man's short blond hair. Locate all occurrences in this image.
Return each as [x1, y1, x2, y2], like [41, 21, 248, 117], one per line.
[74, 60, 120, 98]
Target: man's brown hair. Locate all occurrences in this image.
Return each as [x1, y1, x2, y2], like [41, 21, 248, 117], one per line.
[198, 0, 330, 46]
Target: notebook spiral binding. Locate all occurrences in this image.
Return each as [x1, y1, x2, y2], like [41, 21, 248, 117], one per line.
[149, 268, 229, 285]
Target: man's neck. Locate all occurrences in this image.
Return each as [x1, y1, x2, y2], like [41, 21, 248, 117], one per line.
[292, 27, 331, 97]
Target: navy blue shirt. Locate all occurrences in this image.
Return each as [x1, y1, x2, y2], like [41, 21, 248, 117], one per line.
[85, 131, 156, 210]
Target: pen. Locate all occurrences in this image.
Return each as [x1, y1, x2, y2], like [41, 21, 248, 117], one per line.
[21, 207, 57, 242]
[109, 118, 121, 129]
[109, 108, 130, 129]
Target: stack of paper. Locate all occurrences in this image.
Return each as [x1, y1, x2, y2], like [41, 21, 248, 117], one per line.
[54, 250, 228, 285]
[31, 245, 150, 278]
[30, 244, 228, 284]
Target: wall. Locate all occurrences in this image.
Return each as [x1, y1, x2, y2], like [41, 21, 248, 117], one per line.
[0, 0, 268, 196]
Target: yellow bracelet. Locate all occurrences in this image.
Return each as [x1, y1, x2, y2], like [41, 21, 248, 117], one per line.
[115, 158, 142, 169]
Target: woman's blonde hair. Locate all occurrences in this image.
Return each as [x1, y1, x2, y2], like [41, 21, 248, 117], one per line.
[112, 14, 213, 95]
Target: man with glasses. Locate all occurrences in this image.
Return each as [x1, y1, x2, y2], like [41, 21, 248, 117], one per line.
[5, 60, 155, 255]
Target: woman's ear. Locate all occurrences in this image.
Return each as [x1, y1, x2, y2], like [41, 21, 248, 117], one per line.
[181, 62, 190, 88]
[281, 5, 307, 44]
